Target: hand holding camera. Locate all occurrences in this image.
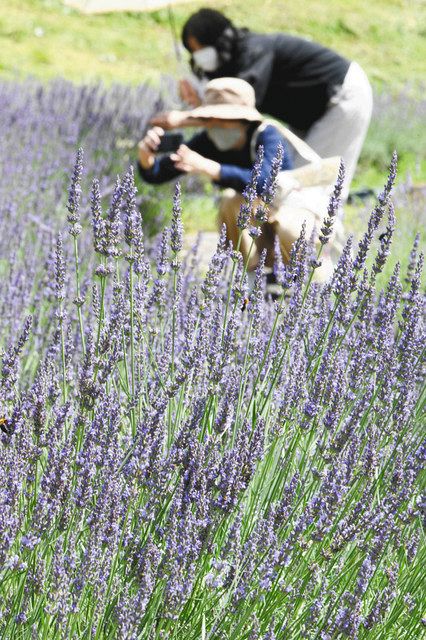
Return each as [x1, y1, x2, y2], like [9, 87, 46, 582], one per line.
[170, 145, 220, 179]
[137, 126, 163, 169]
[138, 128, 219, 180]
[138, 128, 184, 169]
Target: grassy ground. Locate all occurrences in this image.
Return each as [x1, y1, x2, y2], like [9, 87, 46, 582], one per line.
[1, 0, 425, 88]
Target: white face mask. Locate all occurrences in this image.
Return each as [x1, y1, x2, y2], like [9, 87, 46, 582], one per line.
[192, 47, 219, 72]
[207, 126, 242, 151]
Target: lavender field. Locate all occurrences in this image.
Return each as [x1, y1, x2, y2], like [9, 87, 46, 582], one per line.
[0, 80, 425, 639]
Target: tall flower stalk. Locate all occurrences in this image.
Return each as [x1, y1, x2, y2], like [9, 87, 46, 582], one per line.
[0, 147, 424, 640]
[67, 147, 86, 355]
[170, 182, 184, 379]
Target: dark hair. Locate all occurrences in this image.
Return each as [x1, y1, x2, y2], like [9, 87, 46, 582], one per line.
[182, 8, 234, 50]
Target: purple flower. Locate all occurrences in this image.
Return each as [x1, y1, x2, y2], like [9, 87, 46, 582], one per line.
[262, 143, 284, 206]
[319, 159, 345, 245]
[354, 152, 397, 271]
[372, 200, 396, 275]
[91, 178, 107, 255]
[237, 145, 264, 229]
[0, 80, 424, 638]
[171, 182, 184, 254]
[67, 147, 83, 226]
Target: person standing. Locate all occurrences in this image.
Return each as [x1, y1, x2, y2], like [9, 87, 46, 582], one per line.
[153, 8, 372, 200]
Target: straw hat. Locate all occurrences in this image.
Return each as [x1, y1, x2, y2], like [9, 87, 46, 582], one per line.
[187, 77, 263, 122]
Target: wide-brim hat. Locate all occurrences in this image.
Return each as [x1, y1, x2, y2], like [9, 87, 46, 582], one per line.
[186, 77, 263, 122]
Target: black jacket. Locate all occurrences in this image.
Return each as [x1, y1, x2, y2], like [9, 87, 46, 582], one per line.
[208, 31, 350, 131]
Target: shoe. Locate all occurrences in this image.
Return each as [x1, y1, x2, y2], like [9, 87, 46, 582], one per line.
[263, 268, 282, 301]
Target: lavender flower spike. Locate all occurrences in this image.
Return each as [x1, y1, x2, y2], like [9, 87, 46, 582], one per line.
[91, 178, 107, 256]
[67, 147, 84, 226]
[237, 145, 264, 230]
[354, 151, 397, 271]
[372, 200, 396, 275]
[261, 143, 284, 206]
[319, 159, 345, 245]
[55, 232, 65, 303]
[171, 182, 184, 254]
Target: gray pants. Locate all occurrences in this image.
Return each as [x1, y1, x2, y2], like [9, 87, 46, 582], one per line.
[293, 62, 373, 200]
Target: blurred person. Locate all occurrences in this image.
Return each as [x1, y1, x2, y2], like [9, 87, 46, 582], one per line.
[138, 77, 338, 280]
[152, 8, 372, 201]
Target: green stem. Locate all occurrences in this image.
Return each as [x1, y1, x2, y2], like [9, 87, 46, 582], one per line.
[59, 310, 67, 405]
[73, 234, 86, 356]
[129, 260, 136, 400]
[170, 261, 178, 379]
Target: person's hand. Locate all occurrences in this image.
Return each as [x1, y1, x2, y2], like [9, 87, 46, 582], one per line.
[179, 79, 202, 107]
[150, 110, 188, 130]
[171, 145, 220, 180]
[137, 126, 164, 169]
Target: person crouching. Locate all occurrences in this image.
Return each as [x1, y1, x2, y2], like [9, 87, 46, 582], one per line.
[137, 77, 336, 279]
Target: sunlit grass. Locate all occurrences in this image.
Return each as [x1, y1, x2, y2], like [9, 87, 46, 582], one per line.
[1, 0, 425, 88]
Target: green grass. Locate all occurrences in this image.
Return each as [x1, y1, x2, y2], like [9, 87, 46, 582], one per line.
[1, 0, 425, 88]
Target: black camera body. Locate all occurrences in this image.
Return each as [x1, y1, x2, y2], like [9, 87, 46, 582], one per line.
[157, 132, 184, 153]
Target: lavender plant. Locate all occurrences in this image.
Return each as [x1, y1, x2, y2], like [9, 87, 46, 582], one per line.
[0, 78, 172, 352]
[0, 136, 424, 640]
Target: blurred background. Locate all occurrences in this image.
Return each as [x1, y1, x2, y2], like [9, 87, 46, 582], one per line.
[2, 0, 425, 181]
[1, 0, 425, 276]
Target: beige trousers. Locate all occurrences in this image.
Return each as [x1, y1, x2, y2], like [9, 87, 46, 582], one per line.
[292, 62, 373, 201]
[218, 189, 335, 282]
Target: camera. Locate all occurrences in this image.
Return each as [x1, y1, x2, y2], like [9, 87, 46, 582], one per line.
[157, 132, 184, 153]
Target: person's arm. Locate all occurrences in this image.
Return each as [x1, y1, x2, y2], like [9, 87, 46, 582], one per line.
[138, 155, 183, 185]
[150, 110, 206, 130]
[138, 130, 219, 184]
[217, 164, 254, 193]
[170, 145, 221, 181]
[137, 127, 184, 184]
[179, 79, 202, 107]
